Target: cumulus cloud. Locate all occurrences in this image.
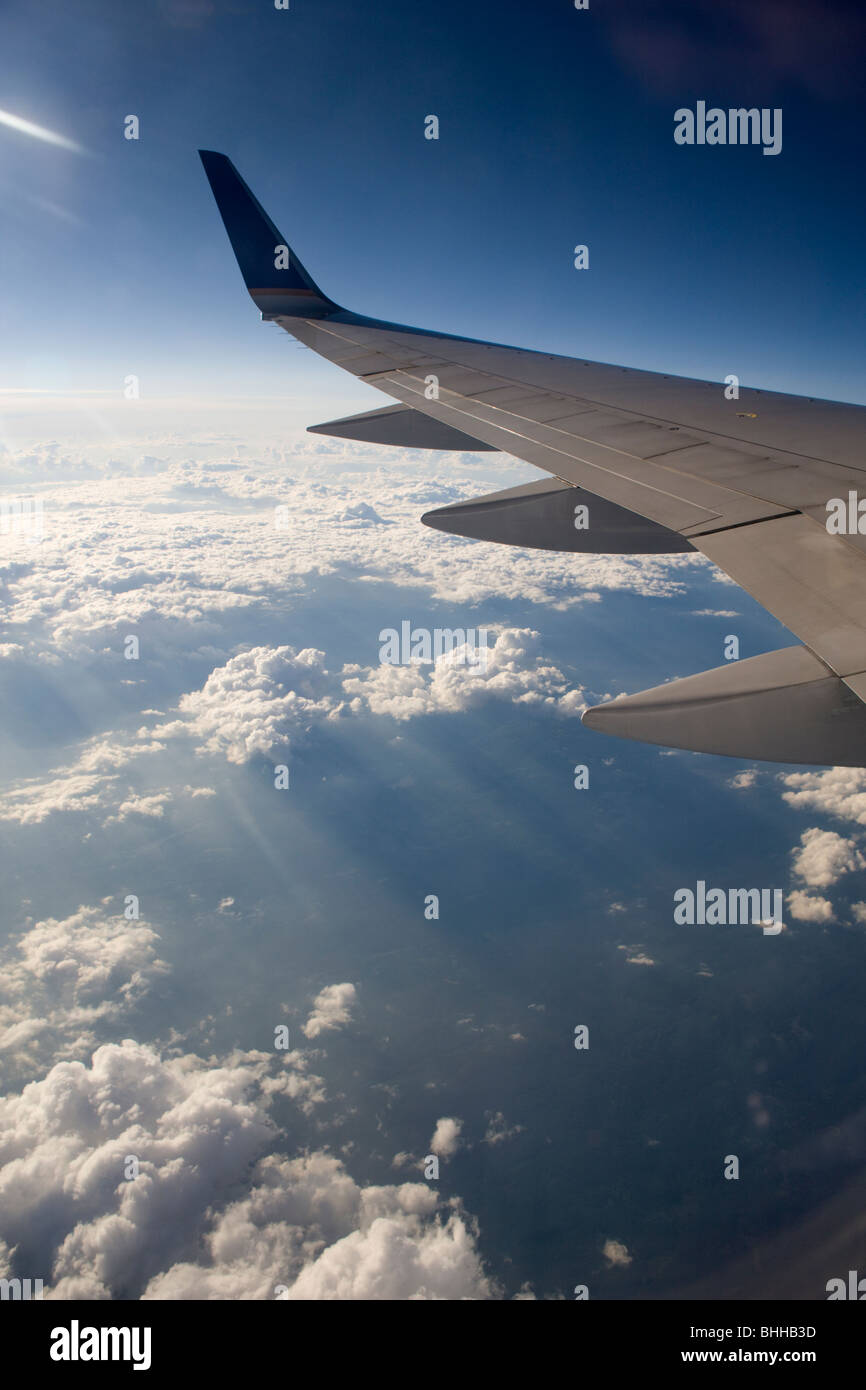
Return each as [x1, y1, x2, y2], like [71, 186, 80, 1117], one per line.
[155, 646, 340, 764]
[791, 827, 864, 889]
[275, 1189, 492, 1301]
[0, 907, 169, 1077]
[786, 891, 834, 923]
[302, 983, 357, 1040]
[602, 1239, 632, 1267]
[780, 769, 866, 827]
[342, 628, 585, 722]
[0, 628, 587, 825]
[152, 629, 584, 764]
[430, 1117, 463, 1160]
[0, 1042, 491, 1301]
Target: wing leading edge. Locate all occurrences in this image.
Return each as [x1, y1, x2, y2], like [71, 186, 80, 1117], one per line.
[199, 150, 866, 765]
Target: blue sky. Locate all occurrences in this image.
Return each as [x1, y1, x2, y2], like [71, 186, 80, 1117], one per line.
[1, 0, 865, 408]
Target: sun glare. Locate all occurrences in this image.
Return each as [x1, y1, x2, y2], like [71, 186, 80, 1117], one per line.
[0, 107, 84, 153]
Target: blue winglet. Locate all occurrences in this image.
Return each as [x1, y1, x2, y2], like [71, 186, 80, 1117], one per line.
[198, 150, 339, 318]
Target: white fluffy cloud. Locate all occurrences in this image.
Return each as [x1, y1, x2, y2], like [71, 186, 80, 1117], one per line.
[0, 626, 587, 825]
[277, 1187, 492, 1301]
[0, 1041, 492, 1301]
[0, 736, 169, 826]
[302, 984, 357, 1040]
[343, 628, 585, 721]
[164, 629, 584, 761]
[145, 1153, 494, 1300]
[790, 827, 865, 889]
[780, 769, 866, 827]
[430, 1117, 463, 1160]
[774, 770, 866, 925]
[156, 646, 340, 764]
[0, 889, 492, 1301]
[0, 907, 169, 1077]
[786, 890, 834, 923]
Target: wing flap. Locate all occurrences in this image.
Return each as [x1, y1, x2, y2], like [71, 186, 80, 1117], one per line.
[421, 479, 695, 554]
[307, 405, 498, 451]
[582, 645, 866, 765]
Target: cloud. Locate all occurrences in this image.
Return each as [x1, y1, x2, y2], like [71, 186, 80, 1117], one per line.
[0, 736, 168, 826]
[391, 1152, 416, 1170]
[155, 629, 585, 764]
[0, 627, 587, 825]
[780, 769, 866, 827]
[786, 891, 834, 923]
[482, 1112, 524, 1146]
[156, 646, 340, 764]
[275, 1188, 492, 1301]
[602, 1239, 632, 1267]
[302, 984, 358, 1040]
[430, 1117, 463, 1160]
[0, 771, 108, 824]
[791, 827, 864, 889]
[617, 945, 655, 966]
[729, 770, 757, 789]
[0, 1041, 491, 1301]
[103, 792, 171, 825]
[0, 451, 698, 677]
[342, 628, 585, 722]
[0, 907, 169, 1078]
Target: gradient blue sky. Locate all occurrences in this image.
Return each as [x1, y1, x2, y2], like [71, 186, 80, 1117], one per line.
[1, 0, 865, 413]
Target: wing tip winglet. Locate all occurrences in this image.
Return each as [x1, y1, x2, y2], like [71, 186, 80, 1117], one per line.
[198, 148, 338, 317]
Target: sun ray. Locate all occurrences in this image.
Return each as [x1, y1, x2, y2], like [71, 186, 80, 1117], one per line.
[0, 107, 84, 153]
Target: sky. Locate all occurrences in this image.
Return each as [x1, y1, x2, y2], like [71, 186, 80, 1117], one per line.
[1, 0, 865, 415]
[2, 0, 866, 1304]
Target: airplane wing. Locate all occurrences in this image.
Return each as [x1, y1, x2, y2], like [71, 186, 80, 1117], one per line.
[199, 150, 866, 766]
